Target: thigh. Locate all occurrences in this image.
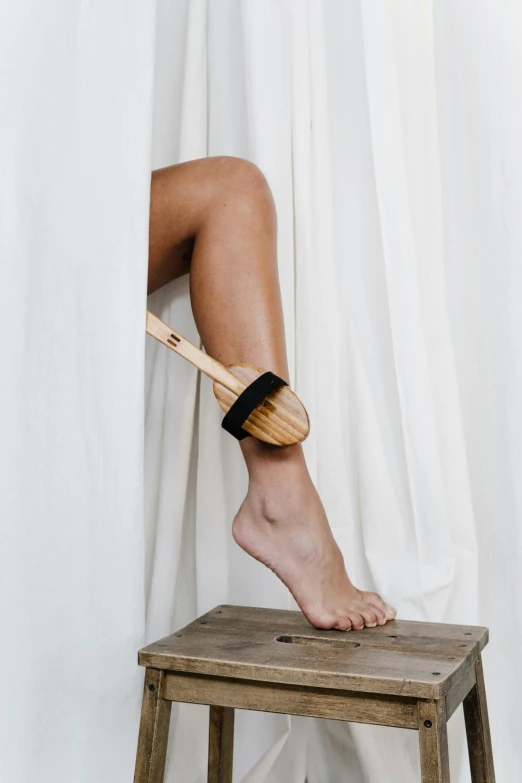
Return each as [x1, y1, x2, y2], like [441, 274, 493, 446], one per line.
[148, 157, 239, 294]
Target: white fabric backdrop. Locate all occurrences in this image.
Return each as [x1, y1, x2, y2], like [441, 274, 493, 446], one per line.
[2, 0, 521, 781]
[148, 1, 521, 781]
[0, 0, 155, 780]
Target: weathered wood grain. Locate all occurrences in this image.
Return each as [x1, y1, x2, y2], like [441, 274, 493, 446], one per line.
[139, 605, 487, 699]
[445, 663, 476, 720]
[133, 606, 494, 783]
[133, 669, 172, 783]
[208, 706, 234, 783]
[463, 656, 496, 782]
[418, 699, 451, 782]
[163, 671, 419, 728]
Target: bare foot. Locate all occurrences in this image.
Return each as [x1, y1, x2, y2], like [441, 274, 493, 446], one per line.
[232, 452, 396, 631]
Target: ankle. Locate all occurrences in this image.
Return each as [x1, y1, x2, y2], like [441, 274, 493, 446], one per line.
[240, 439, 308, 482]
[242, 463, 319, 531]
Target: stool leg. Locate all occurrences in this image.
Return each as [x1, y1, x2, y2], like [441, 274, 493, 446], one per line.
[418, 699, 450, 782]
[208, 705, 234, 783]
[463, 656, 496, 782]
[134, 669, 172, 783]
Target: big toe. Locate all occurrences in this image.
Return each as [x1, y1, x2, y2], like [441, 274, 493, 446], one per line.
[362, 591, 397, 624]
[306, 608, 348, 631]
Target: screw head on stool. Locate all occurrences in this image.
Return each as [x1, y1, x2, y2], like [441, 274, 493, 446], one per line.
[424, 720, 432, 728]
[148, 684, 155, 692]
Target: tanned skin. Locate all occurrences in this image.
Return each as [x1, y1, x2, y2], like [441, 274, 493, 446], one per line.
[148, 157, 396, 630]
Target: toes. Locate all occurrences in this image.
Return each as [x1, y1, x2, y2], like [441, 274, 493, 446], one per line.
[347, 612, 365, 631]
[308, 612, 342, 631]
[364, 591, 387, 612]
[334, 616, 352, 631]
[380, 601, 397, 620]
[358, 606, 378, 628]
[306, 595, 395, 633]
[363, 591, 396, 623]
[368, 602, 387, 626]
[308, 611, 353, 631]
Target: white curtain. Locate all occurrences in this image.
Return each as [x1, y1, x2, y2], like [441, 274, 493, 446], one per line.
[0, 0, 155, 780]
[2, 0, 521, 781]
[148, 1, 521, 781]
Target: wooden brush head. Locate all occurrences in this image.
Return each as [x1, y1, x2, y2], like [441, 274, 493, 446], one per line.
[213, 365, 310, 447]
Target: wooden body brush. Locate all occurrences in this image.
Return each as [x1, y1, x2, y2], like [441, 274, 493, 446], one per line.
[146, 311, 309, 446]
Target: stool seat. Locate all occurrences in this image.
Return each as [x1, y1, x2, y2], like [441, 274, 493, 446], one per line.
[134, 605, 495, 783]
[139, 604, 488, 699]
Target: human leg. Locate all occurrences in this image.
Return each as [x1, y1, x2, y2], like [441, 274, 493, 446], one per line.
[149, 157, 396, 630]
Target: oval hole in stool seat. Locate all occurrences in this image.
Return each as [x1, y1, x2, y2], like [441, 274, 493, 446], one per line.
[276, 634, 361, 650]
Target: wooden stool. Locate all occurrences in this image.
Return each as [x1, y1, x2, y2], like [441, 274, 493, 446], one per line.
[134, 605, 495, 782]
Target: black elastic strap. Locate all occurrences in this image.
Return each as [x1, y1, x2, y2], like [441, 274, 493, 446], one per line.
[222, 371, 288, 440]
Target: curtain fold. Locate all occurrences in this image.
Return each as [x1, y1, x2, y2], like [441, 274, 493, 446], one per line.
[2, 0, 518, 780]
[0, 1, 156, 781]
[149, 0, 518, 780]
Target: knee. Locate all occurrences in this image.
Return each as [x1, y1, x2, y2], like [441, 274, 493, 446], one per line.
[209, 156, 276, 222]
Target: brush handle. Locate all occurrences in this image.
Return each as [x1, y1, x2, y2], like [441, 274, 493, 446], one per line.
[146, 311, 245, 395]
